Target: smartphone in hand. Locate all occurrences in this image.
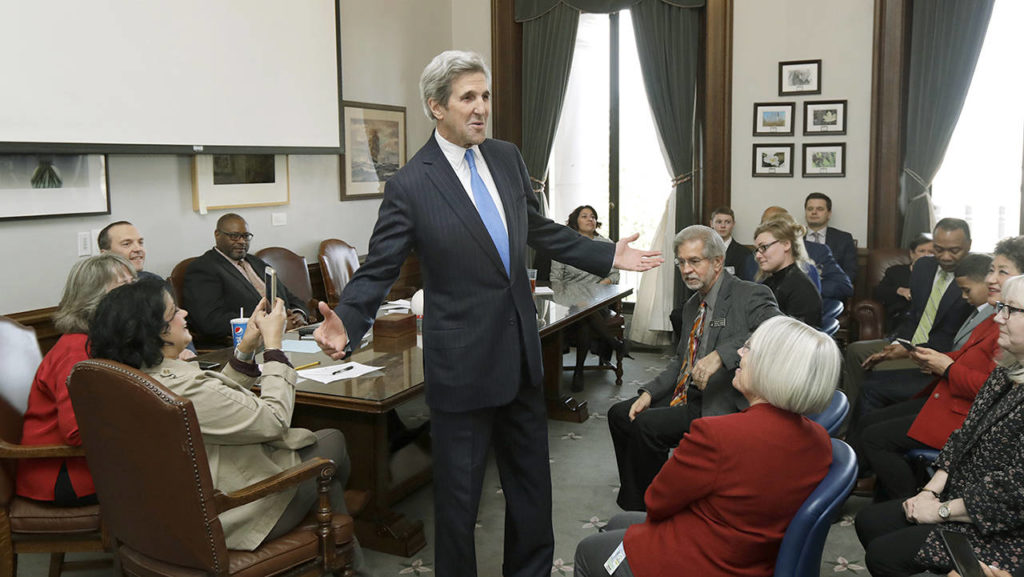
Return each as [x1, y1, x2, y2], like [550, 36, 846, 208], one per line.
[941, 530, 985, 577]
[895, 338, 916, 351]
[264, 267, 277, 314]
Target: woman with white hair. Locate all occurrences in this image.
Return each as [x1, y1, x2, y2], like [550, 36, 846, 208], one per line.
[856, 274, 1024, 577]
[575, 315, 840, 577]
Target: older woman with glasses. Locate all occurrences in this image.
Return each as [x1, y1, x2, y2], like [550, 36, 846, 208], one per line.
[856, 274, 1024, 577]
[577, 316, 839, 577]
[16, 253, 136, 506]
[753, 217, 822, 329]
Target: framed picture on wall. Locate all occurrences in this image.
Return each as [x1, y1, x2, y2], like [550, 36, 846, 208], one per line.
[778, 59, 822, 96]
[803, 100, 847, 135]
[752, 143, 794, 177]
[192, 154, 290, 212]
[753, 102, 795, 136]
[802, 143, 846, 177]
[340, 101, 407, 201]
[0, 154, 110, 221]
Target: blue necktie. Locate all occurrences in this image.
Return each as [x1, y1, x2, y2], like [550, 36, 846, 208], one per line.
[464, 149, 510, 275]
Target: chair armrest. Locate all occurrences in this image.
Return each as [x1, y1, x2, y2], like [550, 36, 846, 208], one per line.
[212, 457, 335, 513]
[0, 439, 86, 459]
[852, 299, 886, 341]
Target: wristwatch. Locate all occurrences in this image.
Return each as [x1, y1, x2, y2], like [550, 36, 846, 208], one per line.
[938, 502, 951, 521]
[234, 347, 256, 363]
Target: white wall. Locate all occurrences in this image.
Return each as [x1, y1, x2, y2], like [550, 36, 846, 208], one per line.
[2, 0, 489, 314]
[730, 0, 873, 246]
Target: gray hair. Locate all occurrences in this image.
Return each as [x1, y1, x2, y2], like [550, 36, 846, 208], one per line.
[997, 275, 1024, 383]
[745, 316, 840, 414]
[673, 225, 726, 260]
[419, 50, 491, 121]
[53, 254, 136, 334]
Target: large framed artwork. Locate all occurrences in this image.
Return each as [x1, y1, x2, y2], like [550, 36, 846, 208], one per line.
[340, 101, 407, 201]
[0, 154, 110, 221]
[752, 144, 794, 177]
[192, 154, 290, 212]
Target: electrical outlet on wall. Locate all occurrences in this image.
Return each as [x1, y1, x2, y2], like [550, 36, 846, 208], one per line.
[272, 212, 287, 226]
[90, 228, 102, 255]
[77, 232, 91, 256]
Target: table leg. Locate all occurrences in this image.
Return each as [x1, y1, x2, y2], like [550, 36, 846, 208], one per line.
[541, 330, 589, 422]
[292, 405, 428, 557]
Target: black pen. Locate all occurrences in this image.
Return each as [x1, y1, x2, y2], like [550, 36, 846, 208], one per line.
[331, 365, 354, 375]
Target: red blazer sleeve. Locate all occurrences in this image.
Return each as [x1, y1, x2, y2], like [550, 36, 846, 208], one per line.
[945, 318, 999, 400]
[644, 418, 718, 521]
[49, 345, 88, 446]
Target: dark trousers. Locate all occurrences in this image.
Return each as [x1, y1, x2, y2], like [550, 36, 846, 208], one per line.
[573, 512, 645, 577]
[847, 368, 930, 435]
[855, 499, 941, 577]
[608, 390, 702, 511]
[430, 376, 554, 577]
[859, 398, 932, 499]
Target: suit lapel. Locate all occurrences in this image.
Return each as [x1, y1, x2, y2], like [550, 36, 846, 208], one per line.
[212, 251, 261, 300]
[480, 141, 522, 273]
[421, 136, 509, 277]
[703, 272, 734, 348]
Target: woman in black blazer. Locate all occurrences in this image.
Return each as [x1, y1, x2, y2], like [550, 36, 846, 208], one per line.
[753, 217, 822, 329]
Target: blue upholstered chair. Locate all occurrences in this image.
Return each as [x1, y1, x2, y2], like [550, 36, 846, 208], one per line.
[775, 438, 858, 577]
[906, 447, 941, 480]
[807, 390, 849, 436]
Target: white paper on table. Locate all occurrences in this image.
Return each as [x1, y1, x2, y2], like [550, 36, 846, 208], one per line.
[297, 362, 383, 384]
[381, 299, 411, 310]
[533, 286, 554, 295]
[280, 339, 323, 354]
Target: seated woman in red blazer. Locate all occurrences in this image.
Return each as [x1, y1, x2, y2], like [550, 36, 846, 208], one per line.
[854, 241, 1024, 500]
[574, 315, 840, 577]
[15, 253, 135, 506]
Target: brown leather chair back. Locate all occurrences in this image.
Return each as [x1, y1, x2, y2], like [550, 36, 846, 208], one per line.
[169, 257, 197, 307]
[0, 317, 41, 506]
[865, 248, 910, 293]
[68, 360, 229, 573]
[255, 246, 314, 313]
[318, 239, 360, 308]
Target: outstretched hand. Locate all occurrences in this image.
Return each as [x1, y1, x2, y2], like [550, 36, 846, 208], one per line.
[613, 233, 663, 272]
[313, 301, 350, 360]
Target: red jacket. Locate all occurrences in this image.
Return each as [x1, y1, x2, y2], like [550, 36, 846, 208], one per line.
[623, 403, 831, 577]
[908, 314, 998, 449]
[15, 333, 94, 501]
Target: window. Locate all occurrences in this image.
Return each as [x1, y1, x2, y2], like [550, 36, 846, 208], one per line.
[549, 10, 672, 302]
[931, 0, 1023, 250]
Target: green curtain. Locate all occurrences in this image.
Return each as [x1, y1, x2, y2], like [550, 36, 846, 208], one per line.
[521, 2, 579, 216]
[900, 0, 995, 246]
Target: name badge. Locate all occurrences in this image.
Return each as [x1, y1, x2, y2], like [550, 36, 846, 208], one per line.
[709, 318, 726, 328]
[604, 541, 627, 575]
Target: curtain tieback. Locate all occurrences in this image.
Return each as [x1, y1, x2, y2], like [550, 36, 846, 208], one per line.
[530, 176, 547, 194]
[903, 168, 932, 200]
[671, 169, 698, 187]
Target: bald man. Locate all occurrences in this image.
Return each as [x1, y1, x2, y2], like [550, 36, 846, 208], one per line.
[183, 213, 309, 346]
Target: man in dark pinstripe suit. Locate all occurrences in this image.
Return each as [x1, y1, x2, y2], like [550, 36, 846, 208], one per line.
[314, 51, 661, 577]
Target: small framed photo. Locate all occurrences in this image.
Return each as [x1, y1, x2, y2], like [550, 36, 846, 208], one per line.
[804, 100, 847, 135]
[753, 102, 795, 136]
[752, 143, 794, 177]
[341, 101, 407, 201]
[802, 143, 846, 177]
[778, 59, 822, 96]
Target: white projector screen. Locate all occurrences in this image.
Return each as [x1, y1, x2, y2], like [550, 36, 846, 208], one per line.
[0, 0, 341, 153]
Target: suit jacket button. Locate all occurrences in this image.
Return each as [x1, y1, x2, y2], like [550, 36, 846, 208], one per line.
[508, 319, 515, 326]
[934, 393, 940, 399]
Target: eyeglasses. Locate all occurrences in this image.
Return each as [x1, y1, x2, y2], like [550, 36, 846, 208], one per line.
[754, 240, 780, 254]
[674, 256, 709, 269]
[995, 301, 1024, 318]
[217, 230, 253, 241]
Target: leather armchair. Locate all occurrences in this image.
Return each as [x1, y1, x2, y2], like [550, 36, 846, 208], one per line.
[68, 359, 355, 577]
[0, 316, 107, 577]
[852, 248, 910, 341]
[169, 257, 198, 309]
[318, 239, 360, 309]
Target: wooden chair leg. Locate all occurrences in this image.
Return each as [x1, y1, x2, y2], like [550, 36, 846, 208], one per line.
[48, 552, 65, 577]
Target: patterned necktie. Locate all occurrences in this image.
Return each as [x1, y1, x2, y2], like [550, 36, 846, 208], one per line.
[464, 149, 510, 275]
[912, 270, 950, 344]
[671, 302, 707, 406]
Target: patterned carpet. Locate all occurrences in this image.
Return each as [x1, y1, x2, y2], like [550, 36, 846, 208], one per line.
[18, 345, 882, 577]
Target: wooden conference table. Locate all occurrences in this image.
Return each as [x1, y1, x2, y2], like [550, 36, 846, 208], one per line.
[202, 283, 632, 557]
